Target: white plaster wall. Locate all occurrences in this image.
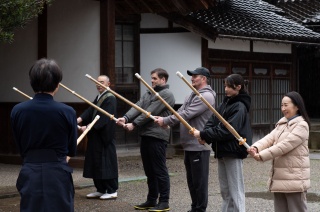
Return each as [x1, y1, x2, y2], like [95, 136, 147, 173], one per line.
[0, 19, 38, 102]
[253, 41, 291, 53]
[209, 38, 250, 51]
[0, 0, 100, 103]
[48, 0, 100, 102]
[140, 14, 168, 28]
[209, 38, 292, 54]
[140, 32, 202, 104]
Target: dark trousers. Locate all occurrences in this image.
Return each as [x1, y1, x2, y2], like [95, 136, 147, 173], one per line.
[94, 178, 118, 194]
[184, 150, 210, 212]
[140, 136, 170, 203]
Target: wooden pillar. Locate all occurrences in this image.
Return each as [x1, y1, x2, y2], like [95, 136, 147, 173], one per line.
[100, 0, 115, 88]
[201, 38, 208, 68]
[38, 4, 47, 59]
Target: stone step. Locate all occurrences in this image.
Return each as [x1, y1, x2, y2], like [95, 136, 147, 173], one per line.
[309, 130, 320, 149]
[310, 121, 320, 131]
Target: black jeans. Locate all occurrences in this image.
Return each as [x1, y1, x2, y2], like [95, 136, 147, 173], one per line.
[184, 150, 210, 212]
[140, 136, 170, 203]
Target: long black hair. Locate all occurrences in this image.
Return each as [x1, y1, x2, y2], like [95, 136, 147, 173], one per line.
[285, 91, 310, 127]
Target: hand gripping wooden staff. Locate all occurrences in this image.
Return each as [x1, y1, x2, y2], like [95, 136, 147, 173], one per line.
[135, 73, 211, 150]
[85, 74, 157, 121]
[77, 115, 100, 145]
[176, 71, 250, 149]
[59, 83, 124, 127]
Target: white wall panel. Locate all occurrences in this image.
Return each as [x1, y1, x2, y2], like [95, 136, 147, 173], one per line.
[0, 20, 38, 102]
[209, 38, 250, 51]
[140, 32, 202, 104]
[48, 0, 100, 102]
[141, 14, 168, 28]
[253, 41, 291, 53]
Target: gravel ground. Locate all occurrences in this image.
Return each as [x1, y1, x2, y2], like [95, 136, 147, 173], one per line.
[0, 154, 320, 211]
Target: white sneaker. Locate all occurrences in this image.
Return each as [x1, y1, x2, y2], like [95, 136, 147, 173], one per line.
[100, 192, 117, 200]
[86, 192, 104, 199]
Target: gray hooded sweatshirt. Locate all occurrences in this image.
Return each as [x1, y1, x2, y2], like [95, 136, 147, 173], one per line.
[163, 85, 216, 151]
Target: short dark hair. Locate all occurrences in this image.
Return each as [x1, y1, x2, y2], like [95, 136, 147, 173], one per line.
[224, 74, 249, 94]
[29, 58, 62, 93]
[151, 68, 169, 82]
[285, 91, 310, 127]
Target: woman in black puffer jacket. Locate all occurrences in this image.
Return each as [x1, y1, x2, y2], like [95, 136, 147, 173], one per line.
[193, 73, 252, 212]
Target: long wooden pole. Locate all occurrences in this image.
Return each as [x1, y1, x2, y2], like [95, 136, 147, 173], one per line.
[176, 71, 250, 149]
[13, 87, 33, 99]
[135, 73, 211, 150]
[85, 74, 156, 121]
[59, 83, 121, 125]
[13, 87, 85, 131]
[77, 115, 100, 145]
[12, 86, 99, 161]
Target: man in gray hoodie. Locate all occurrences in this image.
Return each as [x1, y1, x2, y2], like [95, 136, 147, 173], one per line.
[117, 68, 175, 212]
[155, 67, 216, 212]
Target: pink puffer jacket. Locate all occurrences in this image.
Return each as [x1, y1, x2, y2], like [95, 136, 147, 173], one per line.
[253, 116, 310, 192]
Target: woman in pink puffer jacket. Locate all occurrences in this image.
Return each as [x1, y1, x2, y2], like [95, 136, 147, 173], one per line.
[248, 91, 310, 212]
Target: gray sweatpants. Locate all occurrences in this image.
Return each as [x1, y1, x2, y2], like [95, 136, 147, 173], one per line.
[274, 192, 307, 212]
[218, 157, 245, 212]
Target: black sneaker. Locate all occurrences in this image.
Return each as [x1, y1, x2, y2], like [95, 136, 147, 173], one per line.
[148, 202, 170, 212]
[134, 200, 156, 210]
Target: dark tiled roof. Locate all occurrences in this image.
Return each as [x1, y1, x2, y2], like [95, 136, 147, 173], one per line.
[265, 0, 320, 32]
[187, 0, 320, 44]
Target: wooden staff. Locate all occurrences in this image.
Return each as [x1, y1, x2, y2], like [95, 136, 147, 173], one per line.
[176, 71, 250, 149]
[13, 87, 33, 99]
[135, 73, 211, 150]
[77, 115, 100, 145]
[85, 74, 156, 121]
[13, 86, 87, 130]
[59, 83, 122, 126]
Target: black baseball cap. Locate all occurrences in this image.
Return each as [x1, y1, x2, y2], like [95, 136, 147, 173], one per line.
[187, 67, 210, 78]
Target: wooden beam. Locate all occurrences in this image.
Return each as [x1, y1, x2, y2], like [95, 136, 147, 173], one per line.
[162, 13, 218, 43]
[100, 0, 116, 88]
[140, 0, 155, 13]
[171, 0, 189, 15]
[199, 0, 209, 9]
[154, 0, 169, 13]
[123, 0, 140, 14]
[201, 38, 208, 68]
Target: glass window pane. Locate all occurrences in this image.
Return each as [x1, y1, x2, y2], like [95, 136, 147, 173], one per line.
[254, 68, 268, 75]
[211, 66, 227, 74]
[123, 25, 134, 40]
[123, 67, 133, 83]
[232, 67, 247, 75]
[115, 67, 122, 83]
[274, 69, 287, 76]
[115, 25, 122, 40]
[115, 41, 122, 67]
[123, 42, 134, 67]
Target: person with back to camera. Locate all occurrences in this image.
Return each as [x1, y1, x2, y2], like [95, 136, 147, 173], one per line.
[77, 75, 119, 200]
[247, 91, 310, 212]
[155, 67, 216, 212]
[117, 68, 175, 212]
[10, 58, 78, 212]
[192, 73, 252, 212]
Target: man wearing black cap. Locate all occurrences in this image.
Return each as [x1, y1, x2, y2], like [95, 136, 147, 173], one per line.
[155, 67, 216, 212]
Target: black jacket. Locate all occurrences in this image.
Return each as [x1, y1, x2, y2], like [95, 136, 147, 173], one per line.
[200, 92, 252, 159]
